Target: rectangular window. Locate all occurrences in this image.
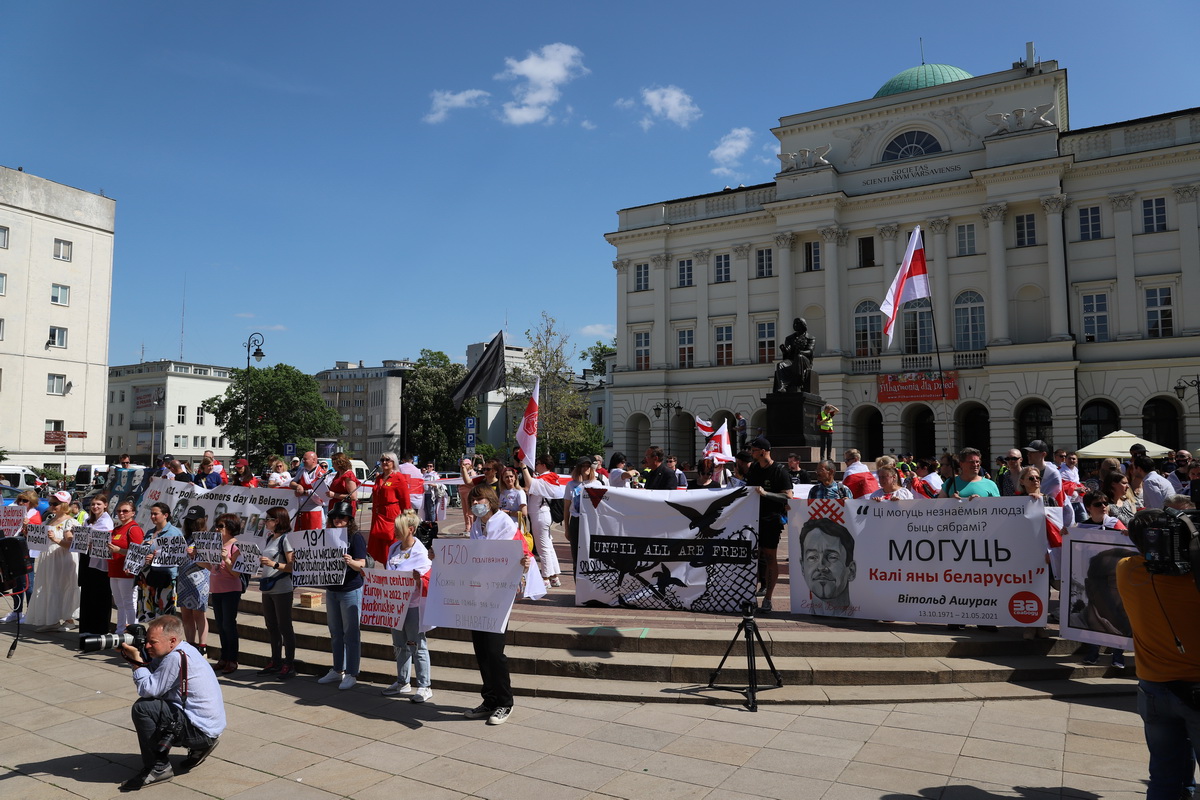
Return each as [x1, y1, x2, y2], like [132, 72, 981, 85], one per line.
[714, 253, 730, 283]
[756, 321, 776, 364]
[0, 318, 4, 341]
[1082, 293, 1109, 342]
[903, 301, 934, 355]
[0, 273, 5, 294]
[48, 326, 67, 348]
[47, 374, 66, 395]
[755, 248, 773, 278]
[1146, 287, 1174, 338]
[53, 239, 72, 261]
[119, 390, 125, 402]
[1015, 213, 1037, 247]
[46, 420, 64, 432]
[634, 263, 650, 292]
[1078, 206, 1102, 241]
[50, 284, 70, 305]
[0, 226, 8, 248]
[715, 325, 733, 367]
[174, 435, 187, 448]
[956, 223, 976, 256]
[634, 331, 650, 371]
[177, 405, 187, 424]
[677, 329, 694, 369]
[193, 367, 209, 376]
[118, 413, 124, 425]
[804, 241, 821, 271]
[173, 365, 190, 373]
[109, 413, 113, 426]
[677, 259, 693, 287]
[1142, 197, 1167, 233]
[858, 236, 875, 267]
[213, 369, 228, 378]
[196, 407, 205, 425]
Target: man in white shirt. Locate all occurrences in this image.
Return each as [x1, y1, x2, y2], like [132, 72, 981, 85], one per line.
[1059, 451, 1080, 483]
[1130, 454, 1173, 511]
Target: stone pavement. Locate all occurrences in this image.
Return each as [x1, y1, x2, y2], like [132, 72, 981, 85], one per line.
[0, 628, 1158, 799]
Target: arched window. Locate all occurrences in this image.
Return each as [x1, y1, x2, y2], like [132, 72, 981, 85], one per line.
[903, 297, 933, 354]
[1079, 400, 1120, 446]
[854, 300, 883, 357]
[1018, 402, 1053, 449]
[882, 130, 943, 162]
[1142, 398, 1180, 449]
[953, 290, 986, 351]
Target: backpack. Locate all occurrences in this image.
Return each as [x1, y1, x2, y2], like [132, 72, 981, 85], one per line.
[547, 498, 565, 524]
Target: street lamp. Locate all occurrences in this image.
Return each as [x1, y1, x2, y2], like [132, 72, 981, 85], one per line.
[1174, 375, 1200, 403]
[652, 398, 683, 457]
[244, 333, 265, 464]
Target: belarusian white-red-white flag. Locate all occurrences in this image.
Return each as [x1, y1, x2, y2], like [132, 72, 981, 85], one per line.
[515, 377, 539, 470]
[880, 225, 930, 345]
[702, 421, 735, 464]
[696, 417, 715, 438]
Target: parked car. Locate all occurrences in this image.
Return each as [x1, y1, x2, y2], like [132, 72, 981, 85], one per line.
[1, 484, 50, 518]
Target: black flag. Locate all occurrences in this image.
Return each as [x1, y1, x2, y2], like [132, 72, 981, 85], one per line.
[451, 330, 506, 409]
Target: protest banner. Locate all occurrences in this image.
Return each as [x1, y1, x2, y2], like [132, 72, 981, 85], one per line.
[575, 485, 759, 612]
[423, 538, 523, 633]
[124, 542, 153, 575]
[361, 568, 418, 629]
[233, 541, 263, 576]
[1059, 526, 1136, 650]
[88, 527, 112, 562]
[190, 530, 223, 565]
[789, 497, 1049, 625]
[25, 523, 50, 554]
[287, 528, 349, 587]
[0, 505, 25, 536]
[69, 525, 92, 556]
[135, 477, 299, 540]
[152, 535, 188, 567]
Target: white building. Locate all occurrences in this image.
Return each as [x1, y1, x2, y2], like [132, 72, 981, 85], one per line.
[605, 46, 1200, 466]
[105, 360, 236, 465]
[314, 360, 412, 460]
[0, 166, 114, 472]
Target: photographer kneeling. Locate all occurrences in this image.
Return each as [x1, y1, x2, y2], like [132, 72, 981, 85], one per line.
[117, 614, 225, 791]
[1117, 509, 1200, 800]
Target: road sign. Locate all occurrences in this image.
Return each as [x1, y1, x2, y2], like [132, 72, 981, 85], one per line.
[284, 443, 297, 457]
[466, 417, 477, 432]
[466, 446, 476, 457]
[53, 444, 66, 452]
[44, 431, 66, 445]
[466, 432, 476, 448]
[67, 431, 87, 439]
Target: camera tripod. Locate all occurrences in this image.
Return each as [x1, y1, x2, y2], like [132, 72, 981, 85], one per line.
[707, 600, 783, 711]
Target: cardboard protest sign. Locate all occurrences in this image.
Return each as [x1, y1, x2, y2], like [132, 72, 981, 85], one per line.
[0, 506, 25, 537]
[190, 531, 224, 565]
[287, 528, 348, 587]
[361, 568, 418, 629]
[233, 541, 263, 576]
[88, 527, 113, 561]
[25, 523, 50, 555]
[124, 542, 154, 575]
[70, 525, 92, 556]
[151, 535, 188, 567]
[1059, 526, 1136, 650]
[423, 538, 523, 633]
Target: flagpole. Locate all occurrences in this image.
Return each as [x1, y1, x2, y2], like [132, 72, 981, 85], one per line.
[927, 307, 953, 459]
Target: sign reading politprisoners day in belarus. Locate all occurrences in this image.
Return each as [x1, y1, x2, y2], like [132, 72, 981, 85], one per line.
[789, 497, 1048, 626]
[877, 370, 960, 403]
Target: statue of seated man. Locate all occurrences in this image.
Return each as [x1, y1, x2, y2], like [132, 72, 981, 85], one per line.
[773, 317, 815, 394]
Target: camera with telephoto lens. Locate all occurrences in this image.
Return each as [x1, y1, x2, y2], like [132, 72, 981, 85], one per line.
[79, 623, 148, 654]
[1135, 508, 1200, 586]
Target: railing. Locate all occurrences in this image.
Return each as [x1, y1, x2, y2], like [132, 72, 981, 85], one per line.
[953, 350, 987, 369]
[901, 355, 933, 371]
[851, 358, 881, 374]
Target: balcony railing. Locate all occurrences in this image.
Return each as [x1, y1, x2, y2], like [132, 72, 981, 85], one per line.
[953, 350, 987, 369]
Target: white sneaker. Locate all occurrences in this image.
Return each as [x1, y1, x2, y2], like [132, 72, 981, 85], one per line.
[338, 675, 357, 691]
[317, 668, 342, 685]
[381, 682, 411, 696]
[0, 611, 17, 624]
[411, 687, 433, 703]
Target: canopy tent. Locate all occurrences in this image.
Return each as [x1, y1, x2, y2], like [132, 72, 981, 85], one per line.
[1074, 429, 1173, 459]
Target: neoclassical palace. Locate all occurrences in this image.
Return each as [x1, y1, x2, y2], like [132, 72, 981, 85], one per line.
[602, 48, 1200, 466]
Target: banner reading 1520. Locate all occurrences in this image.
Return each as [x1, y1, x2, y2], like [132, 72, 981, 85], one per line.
[789, 497, 1048, 626]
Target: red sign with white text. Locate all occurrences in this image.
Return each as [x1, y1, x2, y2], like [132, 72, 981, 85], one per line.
[877, 371, 960, 403]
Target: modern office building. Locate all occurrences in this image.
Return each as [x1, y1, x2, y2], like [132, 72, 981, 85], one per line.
[604, 45, 1200, 466]
[0, 166, 114, 472]
[314, 360, 412, 459]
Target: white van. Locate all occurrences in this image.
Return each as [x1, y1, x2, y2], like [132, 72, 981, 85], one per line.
[0, 465, 42, 492]
[351, 459, 374, 503]
[74, 464, 110, 493]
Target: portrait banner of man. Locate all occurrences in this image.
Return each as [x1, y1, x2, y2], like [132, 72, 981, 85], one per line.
[788, 497, 1049, 625]
[1059, 527, 1137, 651]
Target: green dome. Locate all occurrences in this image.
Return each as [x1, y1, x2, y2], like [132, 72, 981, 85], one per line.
[874, 64, 973, 98]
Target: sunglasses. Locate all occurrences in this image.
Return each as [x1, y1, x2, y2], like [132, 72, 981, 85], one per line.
[1090, 501, 1108, 509]
[117, 508, 134, 514]
[213, 524, 227, 530]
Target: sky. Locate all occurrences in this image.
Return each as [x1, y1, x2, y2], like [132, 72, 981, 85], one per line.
[5, 1, 1198, 375]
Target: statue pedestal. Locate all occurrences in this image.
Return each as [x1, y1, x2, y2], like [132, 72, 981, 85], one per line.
[763, 392, 825, 452]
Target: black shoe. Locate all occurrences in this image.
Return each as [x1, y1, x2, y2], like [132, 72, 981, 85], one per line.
[120, 763, 173, 791]
[179, 737, 219, 772]
[463, 704, 492, 720]
[759, 599, 773, 613]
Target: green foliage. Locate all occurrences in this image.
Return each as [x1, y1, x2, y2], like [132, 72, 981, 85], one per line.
[38, 467, 67, 482]
[474, 442, 497, 461]
[580, 338, 616, 375]
[203, 363, 343, 468]
[402, 349, 476, 468]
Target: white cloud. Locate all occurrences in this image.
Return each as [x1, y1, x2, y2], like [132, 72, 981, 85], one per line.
[614, 97, 636, 110]
[580, 119, 596, 130]
[423, 89, 490, 124]
[580, 323, 615, 339]
[709, 127, 755, 176]
[495, 43, 588, 125]
[639, 85, 701, 129]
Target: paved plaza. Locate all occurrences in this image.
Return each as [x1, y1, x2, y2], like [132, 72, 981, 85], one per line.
[0, 625, 1156, 800]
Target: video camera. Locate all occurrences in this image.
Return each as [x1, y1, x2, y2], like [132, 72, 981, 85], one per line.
[1137, 508, 1200, 587]
[79, 623, 148, 655]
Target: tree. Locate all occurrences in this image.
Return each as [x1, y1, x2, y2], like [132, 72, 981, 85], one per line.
[402, 349, 476, 468]
[509, 312, 605, 463]
[204, 363, 343, 468]
[581, 338, 616, 375]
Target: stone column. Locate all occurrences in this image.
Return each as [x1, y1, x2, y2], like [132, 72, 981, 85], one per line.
[612, 259, 630, 370]
[1109, 193, 1139, 340]
[1174, 184, 1199, 335]
[692, 249, 712, 366]
[733, 243, 752, 364]
[927, 217, 952, 350]
[878, 223, 901, 353]
[651, 253, 671, 368]
[819, 227, 847, 354]
[1040, 194, 1072, 341]
[980, 203, 1011, 345]
[775, 232, 796, 332]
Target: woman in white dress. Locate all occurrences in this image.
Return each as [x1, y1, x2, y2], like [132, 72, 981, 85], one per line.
[28, 491, 81, 631]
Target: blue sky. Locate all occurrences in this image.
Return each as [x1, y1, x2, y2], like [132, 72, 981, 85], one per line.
[6, 1, 1198, 374]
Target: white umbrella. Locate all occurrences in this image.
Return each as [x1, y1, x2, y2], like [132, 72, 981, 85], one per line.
[1074, 429, 1173, 459]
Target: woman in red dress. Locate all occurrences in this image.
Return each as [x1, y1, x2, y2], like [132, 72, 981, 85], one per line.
[328, 452, 360, 519]
[368, 452, 410, 563]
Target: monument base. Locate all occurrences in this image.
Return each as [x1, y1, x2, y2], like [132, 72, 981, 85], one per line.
[763, 392, 825, 452]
